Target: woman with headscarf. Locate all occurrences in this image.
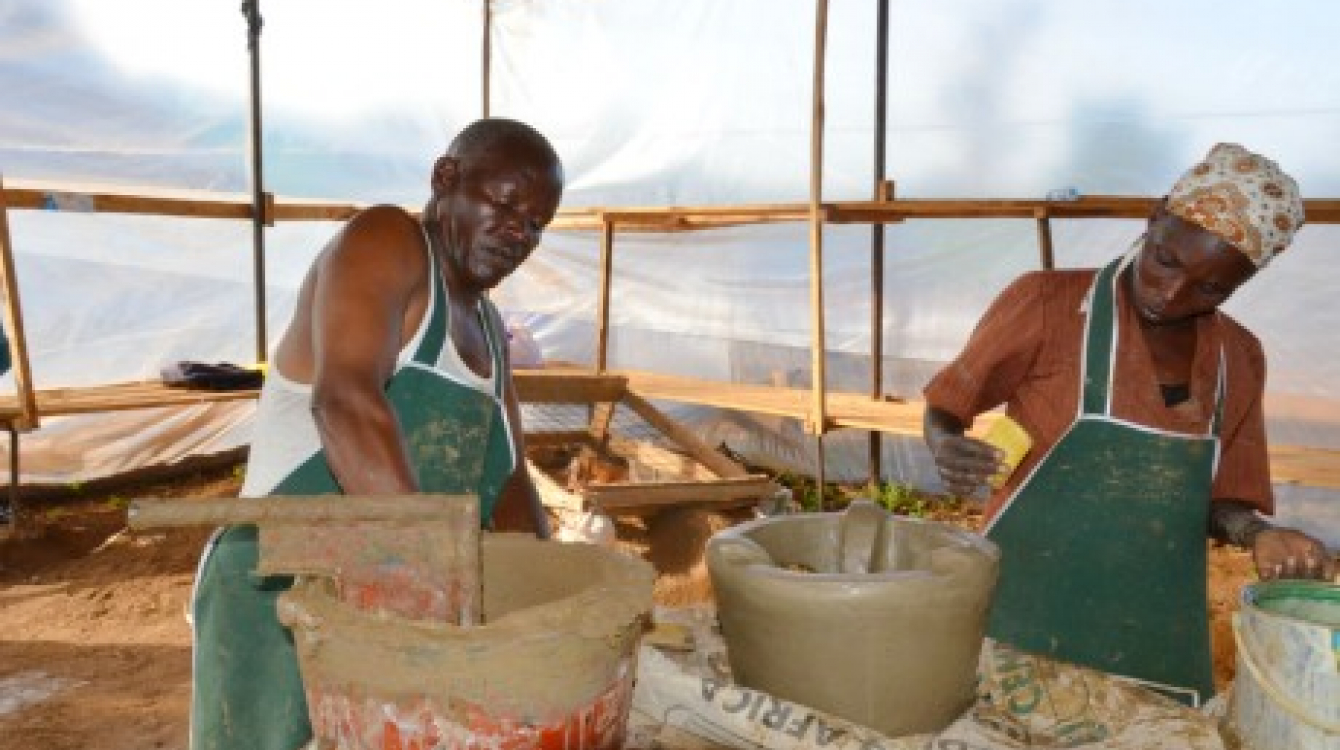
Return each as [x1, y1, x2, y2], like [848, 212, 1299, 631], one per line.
[923, 143, 1334, 704]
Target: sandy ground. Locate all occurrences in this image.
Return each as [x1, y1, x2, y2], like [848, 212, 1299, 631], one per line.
[0, 459, 1259, 750]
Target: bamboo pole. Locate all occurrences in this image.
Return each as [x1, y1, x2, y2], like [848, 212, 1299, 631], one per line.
[241, 0, 268, 364]
[0, 176, 38, 431]
[595, 216, 614, 373]
[482, 0, 492, 118]
[7, 188, 1340, 227]
[808, 0, 831, 499]
[868, 0, 891, 486]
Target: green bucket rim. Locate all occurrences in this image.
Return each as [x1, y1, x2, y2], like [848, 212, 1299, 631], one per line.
[1241, 580, 1340, 628]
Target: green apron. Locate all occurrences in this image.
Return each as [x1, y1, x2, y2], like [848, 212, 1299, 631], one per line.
[189, 260, 515, 750]
[984, 255, 1222, 705]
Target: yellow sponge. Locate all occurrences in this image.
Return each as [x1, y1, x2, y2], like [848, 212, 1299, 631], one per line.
[982, 414, 1032, 489]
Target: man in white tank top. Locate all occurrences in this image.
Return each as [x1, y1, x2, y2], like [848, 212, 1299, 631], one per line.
[193, 118, 563, 750]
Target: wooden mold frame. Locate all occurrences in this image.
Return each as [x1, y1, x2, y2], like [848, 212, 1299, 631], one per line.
[514, 369, 779, 517]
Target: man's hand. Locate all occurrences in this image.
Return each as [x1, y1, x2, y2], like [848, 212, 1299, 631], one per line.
[1253, 528, 1336, 581]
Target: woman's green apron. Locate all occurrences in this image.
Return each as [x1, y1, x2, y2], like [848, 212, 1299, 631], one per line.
[189, 257, 515, 750]
[984, 254, 1222, 705]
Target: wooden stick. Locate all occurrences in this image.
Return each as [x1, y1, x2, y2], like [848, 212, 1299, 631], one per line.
[1035, 208, 1055, 270]
[128, 494, 477, 529]
[481, 0, 492, 119]
[620, 390, 749, 478]
[808, 0, 830, 443]
[0, 175, 39, 430]
[6, 187, 1339, 227]
[596, 216, 614, 373]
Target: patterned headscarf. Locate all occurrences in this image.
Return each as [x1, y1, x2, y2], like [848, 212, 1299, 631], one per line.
[1167, 142, 1304, 268]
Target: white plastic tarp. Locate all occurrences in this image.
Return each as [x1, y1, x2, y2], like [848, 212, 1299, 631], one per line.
[0, 1, 1336, 543]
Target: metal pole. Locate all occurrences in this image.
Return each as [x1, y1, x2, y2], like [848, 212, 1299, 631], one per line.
[808, 0, 831, 503]
[242, 0, 268, 364]
[482, 0, 492, 118]
[868, 0, 890, 487]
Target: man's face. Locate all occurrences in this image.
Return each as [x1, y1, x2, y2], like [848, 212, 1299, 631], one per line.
[436, 148, 563, 290]
[1128, 208, 1257, 326]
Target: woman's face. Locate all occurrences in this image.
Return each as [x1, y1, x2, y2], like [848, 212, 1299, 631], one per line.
[1129, 208, 1257, 326]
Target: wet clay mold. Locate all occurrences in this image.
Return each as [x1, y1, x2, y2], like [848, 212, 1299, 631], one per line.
[707, 500, 1000, 738]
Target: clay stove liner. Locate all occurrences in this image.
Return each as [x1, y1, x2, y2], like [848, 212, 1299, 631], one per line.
[278, 533, 654, 729]
[707, 501, 1000, 738]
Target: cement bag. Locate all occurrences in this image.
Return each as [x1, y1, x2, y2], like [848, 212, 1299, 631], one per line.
[630, 606, 1226, 750]
[932, 641, 1226, 750]
[630, 646, 926, 750]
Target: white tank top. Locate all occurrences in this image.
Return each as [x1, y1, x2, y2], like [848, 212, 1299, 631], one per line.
[240, 240, 496, 497]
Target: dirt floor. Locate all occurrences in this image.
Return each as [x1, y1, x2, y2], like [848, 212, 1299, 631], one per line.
[0, 458, 1258, 750]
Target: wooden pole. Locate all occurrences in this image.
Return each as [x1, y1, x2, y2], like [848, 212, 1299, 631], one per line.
[0, 175, 38, 431]
[595, 216, 614, 373]
[808, 0, 831, 497]
[1035, 208, 1055, 270]
[242, 0, 268, 364]
[482, 0, 492, 118]
[868, 0, 890, 487]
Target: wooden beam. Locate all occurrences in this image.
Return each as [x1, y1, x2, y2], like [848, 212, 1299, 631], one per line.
[512, 370, 627, 404]
[7, 186, 1339, 228]
[522, 430, 594, 448]
[0, 381, 259, 418]
[620, 390, 748, 478]
[588, 400, 618, 445]
[0, 175, 39, 430]
[583, 475, 775, 514]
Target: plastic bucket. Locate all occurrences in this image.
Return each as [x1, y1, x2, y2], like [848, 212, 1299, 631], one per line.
[706, 501, 1000, 738]
[278, 534, 654, 750]
[1228, 580, 1340, 750]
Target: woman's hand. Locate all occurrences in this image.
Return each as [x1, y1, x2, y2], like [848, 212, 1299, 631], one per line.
[1252, 528, 1336, 581]
[929, 434, 1004, 498]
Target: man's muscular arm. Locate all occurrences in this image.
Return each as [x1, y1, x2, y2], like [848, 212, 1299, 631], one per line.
[309, 207, 427, 494]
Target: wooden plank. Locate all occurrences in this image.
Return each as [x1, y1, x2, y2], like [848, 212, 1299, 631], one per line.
[0, 175, 40, 429]
[615, 369, 920, 434]
[523, 430, 593, 448]
[129, 494, 476, 529]
[6, 186, 254, 220]
[584, 475, 775, 513]
[588, 400, 618, 445]
[0, 381, 259, 418]
[512, 370, 627, 404]
[620, 390, 749, 478]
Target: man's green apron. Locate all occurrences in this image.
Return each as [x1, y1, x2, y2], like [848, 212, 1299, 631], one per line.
[189, 260, 515, 750]
[984, 255, 1222, 704]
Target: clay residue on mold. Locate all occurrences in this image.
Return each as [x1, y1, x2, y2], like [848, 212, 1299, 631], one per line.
[277, 534, 654, 724]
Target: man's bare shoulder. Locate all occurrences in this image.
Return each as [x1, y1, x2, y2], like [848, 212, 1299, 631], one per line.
[321, 205, 427, 277]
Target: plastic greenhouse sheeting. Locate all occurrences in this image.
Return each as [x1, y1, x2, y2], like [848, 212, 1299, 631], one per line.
[0, 1, 1337, 544]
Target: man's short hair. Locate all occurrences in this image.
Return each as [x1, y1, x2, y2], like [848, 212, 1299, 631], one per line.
[447, 118, 561, 173]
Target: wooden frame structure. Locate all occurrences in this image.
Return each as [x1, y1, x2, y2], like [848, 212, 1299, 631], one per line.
[3, 0, 1339, 517]
[514, 369, 778, 516]
[4, 178, 1338, 490]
